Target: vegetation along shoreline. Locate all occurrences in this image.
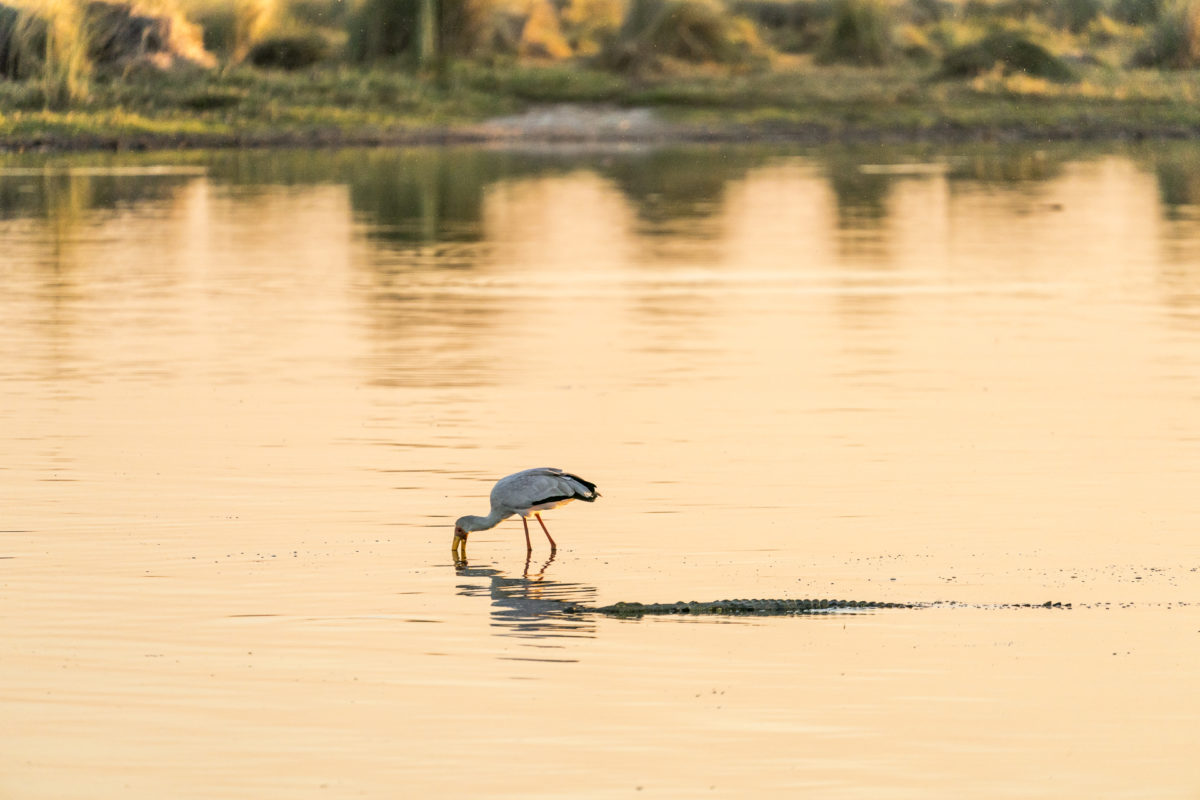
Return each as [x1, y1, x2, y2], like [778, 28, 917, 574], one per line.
[4, 108, 1200, 155]
[6, 0, 1200, 153]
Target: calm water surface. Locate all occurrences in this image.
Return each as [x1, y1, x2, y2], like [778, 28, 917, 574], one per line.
[3, 144, 1199, 798]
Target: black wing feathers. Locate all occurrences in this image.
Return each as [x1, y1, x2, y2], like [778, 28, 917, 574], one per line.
[562, 472, 598, 498]
[531, 472, 598, 506]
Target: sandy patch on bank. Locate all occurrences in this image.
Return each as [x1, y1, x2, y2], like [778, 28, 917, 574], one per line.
[479, 104, 670, 140]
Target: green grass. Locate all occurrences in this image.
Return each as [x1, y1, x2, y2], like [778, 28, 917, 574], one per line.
[6, 59, 1200, 149]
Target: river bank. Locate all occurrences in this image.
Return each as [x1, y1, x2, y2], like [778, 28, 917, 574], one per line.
[4, 63, 1200, 153]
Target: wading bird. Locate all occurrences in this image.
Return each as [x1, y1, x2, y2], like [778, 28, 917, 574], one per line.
[452, 468, 599, 559]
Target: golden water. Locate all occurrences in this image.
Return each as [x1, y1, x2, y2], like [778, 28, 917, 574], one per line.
[2, 145, 1199, 798]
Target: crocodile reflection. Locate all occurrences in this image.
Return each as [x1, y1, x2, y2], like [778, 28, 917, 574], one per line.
[454, 554, 597, 639]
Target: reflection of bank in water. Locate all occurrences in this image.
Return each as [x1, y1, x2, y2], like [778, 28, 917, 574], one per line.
[455, 557, 598, 641]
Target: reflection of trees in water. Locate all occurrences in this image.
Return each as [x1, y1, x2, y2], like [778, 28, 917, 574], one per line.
[0, 168, 197, 224]
[333, 145, 1086, 388]
[585, 149, 766, 375]
[823, 153, 894, 291]
[200, 145, 1078, 258]
[329, 146, 768, 255]
[1, 144, 1085, 253]
[204, 148, 495, 245]
[455, 559, 597, 641]
[1144, 147, 1200, 330]
[331, 151, 502, 387]
[820, 152, 900, 360]
[825, 154, 892, 226]
[1146, 148, 1200, 208]
[204, 147, 586, 248]
[945, 149, 1066, 185]
[1154, 161, 1200, 215]
[598, 147, 769, 263]
[824, 146, 1070, 234]
[14, 144, 1197, 373]
[0, 164, 202, 387]
[327, 150, 514, 388]
[598, 148, 765, 228]
[201, 145, 767, 257]
[202, 149, 355, 188]
[332, 147, 768, 387]
[346, 149, 495, 246]
[816, 146, 1066, 367]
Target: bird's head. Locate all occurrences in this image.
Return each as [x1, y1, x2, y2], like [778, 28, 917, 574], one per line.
[453, 516, 473, 541]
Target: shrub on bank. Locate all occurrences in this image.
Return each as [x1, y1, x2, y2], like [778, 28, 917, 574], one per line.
[345, 0, 496, 62]
[602, 0, 767, 72]
[731, 0, 824, 54]
[1132, 0, 1200, 67]
[246, 30, 329, 67]
[559, 0, 623, 56]
[0, 3, 44, 80]
[0, 0, 1196, 95]
[815, 0, 895, 66]
[937, 29, 1075, 81]
[1111, 0, 1160, 24]
[1051, 0, 1103, 32]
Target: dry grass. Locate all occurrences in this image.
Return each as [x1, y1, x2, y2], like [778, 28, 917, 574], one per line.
[2, 0, 215, 106]
[18, 0, 91, 105]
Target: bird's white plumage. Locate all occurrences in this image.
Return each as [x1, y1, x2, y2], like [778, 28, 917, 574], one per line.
[452, 467, 599, 556]
[490, 467, 597, 518]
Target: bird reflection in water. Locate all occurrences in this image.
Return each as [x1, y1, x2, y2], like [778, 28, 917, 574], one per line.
[454, 552, 597, 640]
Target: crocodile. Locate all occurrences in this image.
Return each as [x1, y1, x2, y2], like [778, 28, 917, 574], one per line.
[561, 598, 1071, 618]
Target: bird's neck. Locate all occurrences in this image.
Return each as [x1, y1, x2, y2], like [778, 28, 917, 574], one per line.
[465, 507, 510, 532]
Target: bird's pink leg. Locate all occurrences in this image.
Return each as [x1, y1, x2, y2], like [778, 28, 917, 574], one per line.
[521, 516, 532, 553]
[534, 513, 557, 551]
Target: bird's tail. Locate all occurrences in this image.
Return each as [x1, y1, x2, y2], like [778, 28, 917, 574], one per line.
[565, 473, 599, 501]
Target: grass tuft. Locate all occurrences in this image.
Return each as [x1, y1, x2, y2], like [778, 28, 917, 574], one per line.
[816, 0, 895, 66]
[603, 0, 768, 72]
[1132, 0, 1200, 67]
[37, 0, 92, 106]
[938, 29, 1076, 82]
[246, 29, 329, 67]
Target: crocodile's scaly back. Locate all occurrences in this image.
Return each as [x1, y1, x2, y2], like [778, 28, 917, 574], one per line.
[562, 598, 1071, 617]
[565, 598, 914, 617]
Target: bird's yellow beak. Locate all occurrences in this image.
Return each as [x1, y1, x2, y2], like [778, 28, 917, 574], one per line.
[452, 529, 466, 558]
